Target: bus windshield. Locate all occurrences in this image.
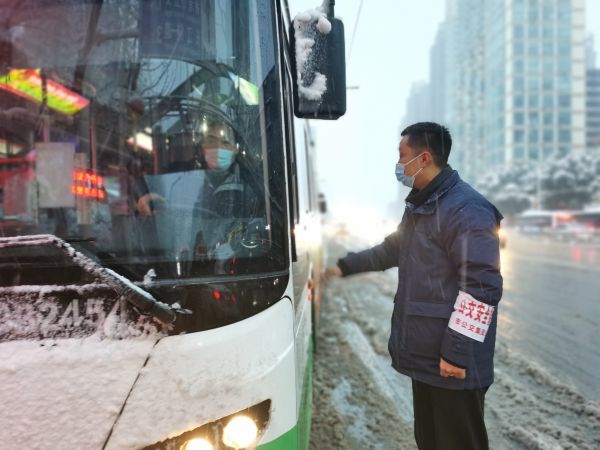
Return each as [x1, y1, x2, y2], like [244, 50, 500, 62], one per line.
[0, 0, 287, 282]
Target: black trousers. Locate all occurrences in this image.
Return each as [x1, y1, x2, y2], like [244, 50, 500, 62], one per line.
[412, 379, 489, 450]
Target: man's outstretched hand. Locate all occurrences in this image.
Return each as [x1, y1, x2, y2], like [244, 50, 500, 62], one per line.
[322, 265, 343, 282]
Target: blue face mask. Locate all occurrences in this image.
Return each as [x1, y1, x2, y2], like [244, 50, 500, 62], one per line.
[216, 148, 235, 170]
[395, 154, 424, 188]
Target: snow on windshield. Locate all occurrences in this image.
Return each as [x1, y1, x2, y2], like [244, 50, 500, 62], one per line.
[0, 234, 169, 341]
[0, 236, 168, 448]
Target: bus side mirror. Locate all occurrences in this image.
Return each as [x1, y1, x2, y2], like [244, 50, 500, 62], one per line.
[318, 193, 328, 214]
[290, 13, 346, 120]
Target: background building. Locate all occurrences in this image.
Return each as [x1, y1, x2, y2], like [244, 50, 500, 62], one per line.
[401, 81, 433, 127]
[403, 0, 587, 185]
[587, 35, 600, 150]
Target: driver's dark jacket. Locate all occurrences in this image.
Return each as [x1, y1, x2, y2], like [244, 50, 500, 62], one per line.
[338, 170, 503, 389]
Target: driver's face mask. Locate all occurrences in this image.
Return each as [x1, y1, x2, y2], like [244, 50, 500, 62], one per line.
[204, 146, 235, 171]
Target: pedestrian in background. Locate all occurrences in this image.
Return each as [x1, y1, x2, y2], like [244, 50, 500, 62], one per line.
[325, 122, 503, 450]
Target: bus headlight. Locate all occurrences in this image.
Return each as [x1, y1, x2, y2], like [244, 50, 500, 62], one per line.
[182, 438, 213, 450]
[141, 400, 270, 450]
[222, 415, 258, 448]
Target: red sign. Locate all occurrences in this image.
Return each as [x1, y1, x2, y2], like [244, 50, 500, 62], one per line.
[71, 170, 106, 201]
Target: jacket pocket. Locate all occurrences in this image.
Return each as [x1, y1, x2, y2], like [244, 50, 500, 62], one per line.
[405, 301, 453, 357]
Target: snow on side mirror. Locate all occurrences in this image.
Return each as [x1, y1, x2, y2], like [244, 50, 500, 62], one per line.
[290, 3, 346, 120]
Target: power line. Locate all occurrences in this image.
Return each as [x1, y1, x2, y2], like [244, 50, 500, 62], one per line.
[348, 0, 365, 65]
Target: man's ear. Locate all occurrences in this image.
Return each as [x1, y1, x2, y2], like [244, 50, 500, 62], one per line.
[422, 151, 434, 165]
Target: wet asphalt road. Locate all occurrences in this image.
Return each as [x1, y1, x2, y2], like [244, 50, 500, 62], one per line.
[498, 231, 600, 402]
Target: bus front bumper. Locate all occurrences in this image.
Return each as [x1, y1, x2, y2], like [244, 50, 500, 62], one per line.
[105, 298, 298, 450]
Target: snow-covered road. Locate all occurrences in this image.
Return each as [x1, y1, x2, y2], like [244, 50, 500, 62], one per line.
[310, 231, 600, 449]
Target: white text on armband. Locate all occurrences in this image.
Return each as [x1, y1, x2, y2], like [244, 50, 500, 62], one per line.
[448, 290, 494, 342]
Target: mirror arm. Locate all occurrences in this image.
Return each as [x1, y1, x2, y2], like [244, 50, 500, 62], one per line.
[327, 0, 335, 17]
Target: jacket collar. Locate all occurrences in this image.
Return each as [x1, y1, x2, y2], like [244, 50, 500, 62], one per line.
[406, 170, 460, 215]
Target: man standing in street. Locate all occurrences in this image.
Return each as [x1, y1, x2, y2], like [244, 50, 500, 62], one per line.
[325, 122, 503, 450]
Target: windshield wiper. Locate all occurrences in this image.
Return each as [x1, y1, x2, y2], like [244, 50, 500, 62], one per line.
[102, 268, 176, 324]
[7, 234, 177, 325]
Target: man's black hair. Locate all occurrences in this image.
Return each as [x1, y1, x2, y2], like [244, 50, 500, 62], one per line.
[400, 122, 452, 167]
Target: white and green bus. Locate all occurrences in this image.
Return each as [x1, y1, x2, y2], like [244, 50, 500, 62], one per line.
[0, 1, 345, 449]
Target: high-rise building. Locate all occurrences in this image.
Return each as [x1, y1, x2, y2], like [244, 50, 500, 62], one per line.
[424, 0, 587, 184]
[429, 21, 452, 125]
[401, 81, 433, 129]
[587, 34, 597, 68]
[587, 35, 600, 149]
[588, 69, 600, 149]
[504, 0, 586, 167]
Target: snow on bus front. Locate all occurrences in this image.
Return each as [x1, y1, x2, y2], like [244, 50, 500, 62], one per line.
[0, 235, 170, 450]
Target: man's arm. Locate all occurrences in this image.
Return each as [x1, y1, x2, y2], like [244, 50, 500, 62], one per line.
[439, 203, 503, 371]
[334, 226, 402, 277]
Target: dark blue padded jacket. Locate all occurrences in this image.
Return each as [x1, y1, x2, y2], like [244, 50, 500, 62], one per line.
[338, 170, 503, 389]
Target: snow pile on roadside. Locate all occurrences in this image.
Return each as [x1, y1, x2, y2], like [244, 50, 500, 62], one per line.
[310, 237, 416, 449]
[488, 342, 600, 449]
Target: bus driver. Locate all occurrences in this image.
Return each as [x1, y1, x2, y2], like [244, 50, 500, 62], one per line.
[134, 118, 248, 275]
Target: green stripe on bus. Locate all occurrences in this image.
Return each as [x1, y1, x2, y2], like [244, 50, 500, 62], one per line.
[257, 425, 298, 449]
[258, 337, 314, 450]
[298, 338, 314, 450]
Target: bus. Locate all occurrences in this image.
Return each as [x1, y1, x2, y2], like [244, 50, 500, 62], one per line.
[513, 209, 600, 241]
[513, 210, 577, 233]
[0, 1, 345, 449]
[573, 209, 600, 230]
[571, 209, 600, 241]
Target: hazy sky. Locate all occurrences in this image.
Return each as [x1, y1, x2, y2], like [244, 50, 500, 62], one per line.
[291, 1, 600, 222]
